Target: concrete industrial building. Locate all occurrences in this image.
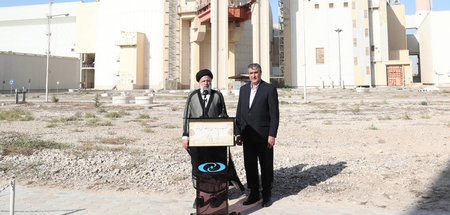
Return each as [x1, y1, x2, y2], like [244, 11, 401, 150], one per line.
[2, 0, 448, 92]
[1, 0, 272, 91]
[76, 0, 165, 90]
[0, 2, 80, 91]
[406, 0, 450, 86]
[176, 0, 272, 90]
[279, 0, 412, 88]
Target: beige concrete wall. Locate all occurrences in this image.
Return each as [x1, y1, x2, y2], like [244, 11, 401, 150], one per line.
[373, 3, 412, 86]
[116, 32, 145, 90]
[375, 62, 387, 85]
[417, 11, 450, 85]
[75, 2, 98, 54]
[180, 20, 191, 89]
[353, 0, 372, 86]
[429, 12, 450, 85]
[199, 28, 212, 77]
[387, 4, 407, 57]
[234, 21, 253, 75]
[93, 0, 164, 90]
[190, 41, 201, 89]
[369, 0, 389, 63]
[136, 33, 145, 88]
[0, 52, 80, 90]
[404, 64, 413, 85]
[375, 61, 413, 86]
[118, 47, 137, 89]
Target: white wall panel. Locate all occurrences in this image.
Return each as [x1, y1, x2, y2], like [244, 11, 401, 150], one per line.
[94, 0, 164, 89]
[0, 52, 79, 90]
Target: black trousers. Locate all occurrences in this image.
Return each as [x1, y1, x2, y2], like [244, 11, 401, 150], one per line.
[242, 137, 273, 195]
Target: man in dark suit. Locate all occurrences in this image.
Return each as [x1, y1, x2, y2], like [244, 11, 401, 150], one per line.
[235, 63, 279, 207]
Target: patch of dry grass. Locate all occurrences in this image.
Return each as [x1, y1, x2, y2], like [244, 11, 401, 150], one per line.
[163, 124, 178, 129]
[0, 133, 69, 156]
[97, 137, 129, 145]
[0, 109, 34, 121]
[86, 119, 113, 126]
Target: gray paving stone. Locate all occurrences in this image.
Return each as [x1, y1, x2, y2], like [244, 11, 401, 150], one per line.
[0, 186, 449, 215]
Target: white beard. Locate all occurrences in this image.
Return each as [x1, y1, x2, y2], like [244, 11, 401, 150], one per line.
[200, 86, 211, 95]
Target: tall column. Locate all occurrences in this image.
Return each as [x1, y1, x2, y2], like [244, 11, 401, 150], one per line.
[211, 0, 229, 89]
[180, 19, 191, 89]
[190, 42, 200, 89]
[252, 1, 260, 64]
[211, 1, 218, 88]
[228, 23, 243, 89]
[252, 0, 271, 82]
[228, 43, 235, 87]
[189, 17, 206, 89]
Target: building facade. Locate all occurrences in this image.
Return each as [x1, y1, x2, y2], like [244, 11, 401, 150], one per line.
[281, 0, 412, 88]
[0, 2, 80, 90]
[1, 0, 268, 91]
[406, 0, 450, 86]
[76, 0, 165, 90]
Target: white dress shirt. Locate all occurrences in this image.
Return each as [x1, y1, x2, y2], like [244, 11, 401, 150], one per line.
[249, 81, 261, 108]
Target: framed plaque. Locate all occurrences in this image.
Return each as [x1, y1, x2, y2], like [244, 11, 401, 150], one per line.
[188, 118, 235, 147]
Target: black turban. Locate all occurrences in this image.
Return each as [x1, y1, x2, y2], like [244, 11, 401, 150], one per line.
[196, 69, 213, 82]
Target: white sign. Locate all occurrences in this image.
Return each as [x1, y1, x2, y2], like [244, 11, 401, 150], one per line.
[189, 118, 235, 147]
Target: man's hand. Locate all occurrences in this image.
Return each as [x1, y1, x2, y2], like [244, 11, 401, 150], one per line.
[182, 140, 189, 150]
[267, 136, 275, 149]
[235, 136, 242, 146]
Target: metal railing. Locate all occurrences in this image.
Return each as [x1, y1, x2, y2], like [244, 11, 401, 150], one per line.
[0, 179, 15, 215]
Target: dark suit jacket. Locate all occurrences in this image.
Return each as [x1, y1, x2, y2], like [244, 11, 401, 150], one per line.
[235, 80, 279, 142]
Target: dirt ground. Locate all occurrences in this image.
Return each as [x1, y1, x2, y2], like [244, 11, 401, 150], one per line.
[0, 87, 449, 213]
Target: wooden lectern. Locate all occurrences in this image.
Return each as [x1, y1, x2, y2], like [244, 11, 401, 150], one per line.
[188, 118, 239, 215]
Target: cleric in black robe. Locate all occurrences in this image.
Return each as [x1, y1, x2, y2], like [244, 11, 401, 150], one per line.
[182, 69, 244, 207]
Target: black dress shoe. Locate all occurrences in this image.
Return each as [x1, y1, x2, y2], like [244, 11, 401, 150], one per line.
[242, 194, 260, 205]
[262, 192, 272, 207]
[261, 198, 272, 207]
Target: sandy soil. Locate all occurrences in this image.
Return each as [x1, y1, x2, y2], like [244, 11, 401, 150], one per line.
[0, 87, 449, 212]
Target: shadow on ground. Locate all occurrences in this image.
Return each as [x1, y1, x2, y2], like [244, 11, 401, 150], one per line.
[229, 162, 347, 215]
[409, 159, 450, 215]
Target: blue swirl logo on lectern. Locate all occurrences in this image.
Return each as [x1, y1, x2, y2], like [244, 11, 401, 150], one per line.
[198, 162, 226, 173]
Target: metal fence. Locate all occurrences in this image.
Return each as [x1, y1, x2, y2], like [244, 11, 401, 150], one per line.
[0, 179, 15, 215]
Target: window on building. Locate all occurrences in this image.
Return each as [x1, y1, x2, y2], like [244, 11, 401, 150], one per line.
[366, 47, 369, 56]
[352, 2, 356, 9]
[353, 38, 357, 47]
[366, 66, 370, 75]
[354, 57, 358, 65]
[364, 10, 368, 18]
[353, 20, 356, 28]
[329, 3, 334, 8]
[344, 2, 348, 7]
[315, 4, 319, 9]
[365, 28, 369, 37]
[316, 48, 324, 64]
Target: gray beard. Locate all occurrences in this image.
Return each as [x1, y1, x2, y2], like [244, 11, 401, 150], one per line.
[200, 86, 211, 95]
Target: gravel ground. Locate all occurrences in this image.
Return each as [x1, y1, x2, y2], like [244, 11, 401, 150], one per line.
[0, 87, 449, 212]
